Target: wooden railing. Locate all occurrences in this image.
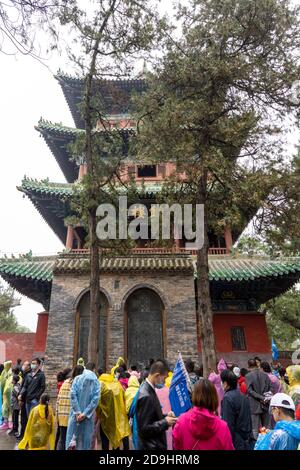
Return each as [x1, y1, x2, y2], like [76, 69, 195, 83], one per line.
[69, 247, 228, 255]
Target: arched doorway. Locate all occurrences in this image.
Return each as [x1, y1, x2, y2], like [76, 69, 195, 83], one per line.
[76, 291, 108, 369]
[126, 288, 164, 367]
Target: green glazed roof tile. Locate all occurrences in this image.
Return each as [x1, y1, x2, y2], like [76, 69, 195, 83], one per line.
[36, 118, 135, 136]
[0, 258, 55, 282]
[1, 255, 300, 284]
[18, 177, 163, 199]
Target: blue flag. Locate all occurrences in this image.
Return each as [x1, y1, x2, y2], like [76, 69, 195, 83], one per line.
[272, 338, 279, 361]
[169, 353, 192, 417]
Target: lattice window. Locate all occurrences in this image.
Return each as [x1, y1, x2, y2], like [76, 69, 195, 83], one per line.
[231, 327, 247, 351]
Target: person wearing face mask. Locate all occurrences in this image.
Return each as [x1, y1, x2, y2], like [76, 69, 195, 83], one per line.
[19, 357, 46, 420]
[136, 359, 177, 450]
[255, 393, 300, 450]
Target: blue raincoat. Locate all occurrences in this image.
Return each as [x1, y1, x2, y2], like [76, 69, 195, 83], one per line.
[66, 369, 101, 450]
[255, 420, 300, 450]
[129, 391, 140, 450]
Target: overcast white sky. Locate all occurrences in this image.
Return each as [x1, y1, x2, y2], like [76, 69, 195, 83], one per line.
[0, 1, 299, 332]
[0, 52, 73, 331]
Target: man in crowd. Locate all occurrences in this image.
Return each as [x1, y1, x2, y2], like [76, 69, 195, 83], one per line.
[246, 358, 271, 441]
[19, 357, 46, 419]
[220, 369, 252, 450]
[255, 393, 300, 450]
[136, 359, 177, 450]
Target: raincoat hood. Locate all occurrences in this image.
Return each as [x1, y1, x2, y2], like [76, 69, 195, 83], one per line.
[275, 420, 300, 440]
[110, 357, 125, 376]
[208, 372, 220, 385]
[3, 361, 12, 371]
[217, 359, 227, 374]
[128, 376, 139, 388]
[286, 365, 300, 387]
[38, 405, 45, 419]
[100, 373, 114, 384]
[188, 407, 219, 440]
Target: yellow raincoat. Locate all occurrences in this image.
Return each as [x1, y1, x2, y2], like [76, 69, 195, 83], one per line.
[124, 376, 140, 414]
[286, 365, 300, 405]
[97, 373, 130, 449]
[110, 357, 125, 377]
[0, 361, 12, 393]
[165, 372, 173, 388]
[18, 404, 55, 450]
[0, 361, 12, 419]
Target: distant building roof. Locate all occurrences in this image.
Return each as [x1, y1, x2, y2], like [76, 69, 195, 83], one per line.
[55, 70, 147, 128]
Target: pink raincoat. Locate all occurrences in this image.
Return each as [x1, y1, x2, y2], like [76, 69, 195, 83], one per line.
[155, 386, 173, 450]
[268, 373, 282, 395]
[173, 407, 234, 451]
[208, 358, 227, 415]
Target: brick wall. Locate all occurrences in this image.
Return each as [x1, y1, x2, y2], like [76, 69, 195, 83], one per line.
[0, 333, 35, 364]
[43, 271, 272, 393]
[44, 270, 198, 394]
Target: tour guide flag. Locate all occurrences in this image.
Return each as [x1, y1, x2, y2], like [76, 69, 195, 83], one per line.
[272, 338, 279, 361]
[169, 353, 192, 417]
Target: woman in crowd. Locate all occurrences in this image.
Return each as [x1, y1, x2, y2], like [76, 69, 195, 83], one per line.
[98, 371, 130, 450]
[125, 376, 140, 414]
[208, 358, 227, 415]
[18, 393, 55, 450]
[172, 379, 234, 450]
[0, 360, 13, 430]
[56, 365, 84, 450]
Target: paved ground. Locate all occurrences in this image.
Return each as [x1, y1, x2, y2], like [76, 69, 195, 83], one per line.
[0, 429, 18, 450]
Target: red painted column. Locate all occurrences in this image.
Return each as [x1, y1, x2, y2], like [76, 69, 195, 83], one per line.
[78, 164, 87, 180]
[66, 225, 74, 249]
[34, 312, 49, 355]
[224, 226, 233, 254]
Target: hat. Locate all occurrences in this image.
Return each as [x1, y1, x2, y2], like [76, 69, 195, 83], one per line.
[270, 393, 295, 411]
[233, 367, 240, 377]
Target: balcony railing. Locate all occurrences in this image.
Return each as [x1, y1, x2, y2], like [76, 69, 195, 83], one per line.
[69, 247, 228, 255]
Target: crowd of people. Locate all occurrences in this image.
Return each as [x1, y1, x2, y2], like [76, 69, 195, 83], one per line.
[0, 355, 300, 451]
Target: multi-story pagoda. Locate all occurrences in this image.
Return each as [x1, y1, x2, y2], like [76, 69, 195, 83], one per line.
[1, 71, 300, 393]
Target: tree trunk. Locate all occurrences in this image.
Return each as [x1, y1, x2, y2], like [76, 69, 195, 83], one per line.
[85, 65, 101, 366]
[81, 0, 126, 366]
[85, 41, 101, 367]
[83, 0, 117, 367]
[196, 172, 217, 378]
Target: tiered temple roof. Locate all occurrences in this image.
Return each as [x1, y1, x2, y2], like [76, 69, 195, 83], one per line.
[1, 253, 300, 311]
[2, 70, 300, 317]
[54, 71, 147, 128]
[35, 119, 135, 183]
[17, 177, 165, 245]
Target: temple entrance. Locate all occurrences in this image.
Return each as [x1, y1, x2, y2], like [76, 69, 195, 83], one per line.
[126, 288, 164, 368]
[77, 291, 108, 369]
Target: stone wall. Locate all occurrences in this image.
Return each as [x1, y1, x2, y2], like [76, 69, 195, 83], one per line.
[44, 269, 197, 394]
